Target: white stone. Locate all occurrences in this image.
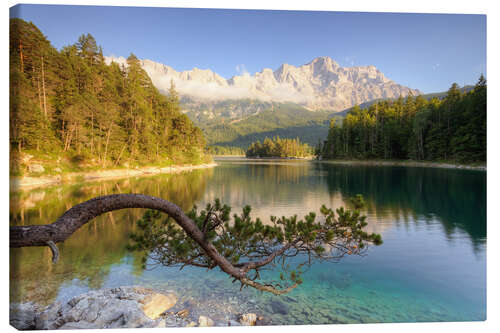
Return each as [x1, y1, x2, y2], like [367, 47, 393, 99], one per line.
[139, 293, 177, 319]
[198, 315, 214, 327]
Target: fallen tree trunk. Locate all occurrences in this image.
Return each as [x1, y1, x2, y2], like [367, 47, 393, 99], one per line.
[9, 194, 244, 279]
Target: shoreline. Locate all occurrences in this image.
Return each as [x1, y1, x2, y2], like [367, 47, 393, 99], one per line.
[10, 162, 218, 190]
[316, 159, 486, 171]
[10, 285, 266, 329]
[216, 156, 314, 160]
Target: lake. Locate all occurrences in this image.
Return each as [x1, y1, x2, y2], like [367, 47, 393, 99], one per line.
[10, 158, 486, 325]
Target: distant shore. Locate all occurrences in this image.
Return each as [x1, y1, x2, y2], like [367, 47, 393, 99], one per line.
[243, 156, 314, 160]
[10, 162, 218, 190]
[210, 155, 246, 158]
[316, 159, 486, 171]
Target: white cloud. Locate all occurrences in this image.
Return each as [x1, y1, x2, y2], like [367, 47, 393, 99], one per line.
[235, 64, 249, 75]
[105, 56, 313, 104]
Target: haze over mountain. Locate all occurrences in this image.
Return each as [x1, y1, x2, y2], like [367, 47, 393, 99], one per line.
[105, 56, 422, 113]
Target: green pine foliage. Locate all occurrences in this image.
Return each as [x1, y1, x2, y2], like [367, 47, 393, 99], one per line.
[319, 78, 486, 164]
[10, 18, 207, 172]
[205, 145, 245, 156]
[246, 136, 313, 158]
[128, 196, 382, 293]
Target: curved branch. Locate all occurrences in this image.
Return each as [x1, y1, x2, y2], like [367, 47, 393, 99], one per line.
[9, 194, 244, 279]
[9, 194, 310, 295]
[240, 277, 298, 295]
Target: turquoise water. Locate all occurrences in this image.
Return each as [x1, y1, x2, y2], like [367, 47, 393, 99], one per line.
[10, 158, 486, 325]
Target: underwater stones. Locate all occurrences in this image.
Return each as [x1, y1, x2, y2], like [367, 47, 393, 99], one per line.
[315, 271, 353, 291]
[198, 315, 214, 327]
[256, 315, 272, 326]
[270, 300, 289, 315]
[176, 308, 190, 318]
[332, 276, 352, 290]
[162, 313, 190, 328]
[228, 319, 242, 326]
[239, 313, 257, 326]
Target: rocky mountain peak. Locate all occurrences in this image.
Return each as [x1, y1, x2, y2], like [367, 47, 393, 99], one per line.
[105, 56, 421, 112]
[308, 56, 339, 71]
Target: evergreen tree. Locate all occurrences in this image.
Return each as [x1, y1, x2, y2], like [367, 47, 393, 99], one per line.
[319, 79, 486, 164]
[10, 18, 208, 172]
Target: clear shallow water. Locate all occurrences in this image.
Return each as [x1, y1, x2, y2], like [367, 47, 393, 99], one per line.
[10, 158, 486, 324]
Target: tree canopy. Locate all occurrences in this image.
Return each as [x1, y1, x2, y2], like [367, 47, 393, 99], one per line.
[318, 78, 486, 164]
[10, 18, 206, 171]
[246, 136, 313, 158]
[128, 195, 381, 294]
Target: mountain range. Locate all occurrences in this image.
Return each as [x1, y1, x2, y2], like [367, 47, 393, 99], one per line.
[105, 56, 421, 113]
[105, 56, 422, 149]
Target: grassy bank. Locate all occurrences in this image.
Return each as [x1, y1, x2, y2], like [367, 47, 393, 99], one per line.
[10, 150, 216, 190]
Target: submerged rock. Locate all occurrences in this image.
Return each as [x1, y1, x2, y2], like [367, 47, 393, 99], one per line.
[270, 300, 289, 315]
[11, 286, 178, 330]
[256, 315, 273, 326]
[176, 309, 190, 318]
[228, 319, 242, 326]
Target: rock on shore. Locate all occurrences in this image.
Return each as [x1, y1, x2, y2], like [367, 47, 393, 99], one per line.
[10, 286, 178, 330]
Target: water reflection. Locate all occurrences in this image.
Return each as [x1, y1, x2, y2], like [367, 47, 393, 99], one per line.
[9, 160, 486, 323]
[316, 163, 486, 249]
[10, 169, 213, 305]
[201, 160, 485, 250]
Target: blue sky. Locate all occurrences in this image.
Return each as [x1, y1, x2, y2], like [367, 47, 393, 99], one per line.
[11, 4, 486, 93]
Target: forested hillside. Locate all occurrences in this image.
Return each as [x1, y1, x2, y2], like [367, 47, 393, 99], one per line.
[318, 77, 486, 163]
[199, 103, 339, 152]
[336, 85, 475, 117]
[10, 19, 207, 175]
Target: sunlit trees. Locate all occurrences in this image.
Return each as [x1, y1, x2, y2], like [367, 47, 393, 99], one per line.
[10, 18, 206, 168]
[246, 136, 313, 158]
[319, 78, 486, 164]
